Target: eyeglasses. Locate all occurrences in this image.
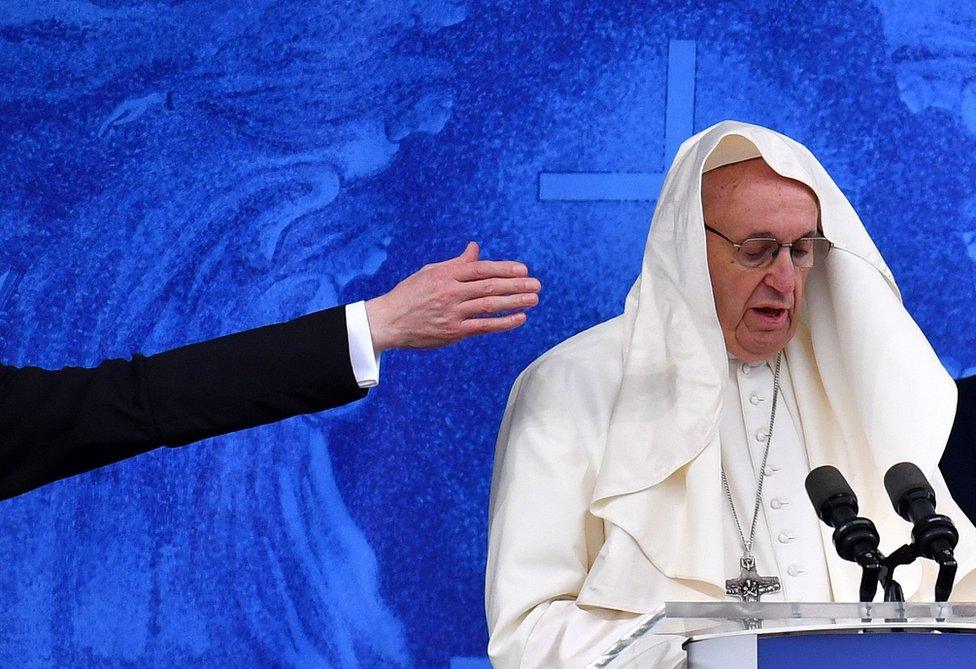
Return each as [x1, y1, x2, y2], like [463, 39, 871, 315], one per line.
[704, 224, 832, 269]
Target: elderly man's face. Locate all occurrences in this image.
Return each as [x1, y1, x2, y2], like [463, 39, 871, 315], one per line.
[703, 158, 820, 363]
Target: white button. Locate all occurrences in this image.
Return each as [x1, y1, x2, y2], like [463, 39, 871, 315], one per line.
[770, 498, 789, 509]
[749, 393, 764, 406]
[755, 428, 769, 443]
[778, 532, 797, 544]
[741, 364, 751, 375]
[764, 465, 780, 476]
[787, 565, 805, 577]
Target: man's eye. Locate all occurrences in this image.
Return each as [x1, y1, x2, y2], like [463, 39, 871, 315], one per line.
[791, 240, 813, 258]
[739, 241, 774, 261]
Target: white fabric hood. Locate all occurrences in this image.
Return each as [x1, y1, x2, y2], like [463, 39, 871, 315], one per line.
[587, 120, 974, 600]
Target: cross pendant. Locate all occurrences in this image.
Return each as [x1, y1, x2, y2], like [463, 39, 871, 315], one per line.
[726, 555, 781, 627]
[726, 555, 782, 601]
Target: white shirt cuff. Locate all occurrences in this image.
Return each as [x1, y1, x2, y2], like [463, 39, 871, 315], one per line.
[345, 301, 381, 388]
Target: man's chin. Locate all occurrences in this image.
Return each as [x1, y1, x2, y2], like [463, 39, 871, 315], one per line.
[734, 328, 793, 362]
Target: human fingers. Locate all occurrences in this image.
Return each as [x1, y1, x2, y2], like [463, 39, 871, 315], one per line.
[452, 259, 528, 281]
[457, 312, 527, 337]
[458, 292, 540, 318]
[455, 276, 541, 300]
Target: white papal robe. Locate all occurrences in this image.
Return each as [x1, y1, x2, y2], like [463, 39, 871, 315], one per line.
[487, 321, 976, 668]
[487, 121, 976, 669]
[486, 328, 840, 668]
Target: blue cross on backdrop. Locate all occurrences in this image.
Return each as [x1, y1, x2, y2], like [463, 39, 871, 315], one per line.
[538, 40, 697, 203]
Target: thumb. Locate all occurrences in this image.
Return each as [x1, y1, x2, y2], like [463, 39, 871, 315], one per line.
[447, 241, 479, 264]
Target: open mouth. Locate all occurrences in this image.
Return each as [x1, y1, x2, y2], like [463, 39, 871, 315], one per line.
[749, 306, 789, 327]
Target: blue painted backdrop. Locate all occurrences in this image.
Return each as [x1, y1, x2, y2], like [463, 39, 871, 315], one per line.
[2, 1, 975, 666]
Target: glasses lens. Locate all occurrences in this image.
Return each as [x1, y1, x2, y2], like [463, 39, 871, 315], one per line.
[790, 238, 815, 268]
[791, 238, 831, 268]
[736, 239, 778, 267]
[812, 239, 831, 265]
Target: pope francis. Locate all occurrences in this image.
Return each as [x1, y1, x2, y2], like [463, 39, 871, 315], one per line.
[485, 121, 976, 667]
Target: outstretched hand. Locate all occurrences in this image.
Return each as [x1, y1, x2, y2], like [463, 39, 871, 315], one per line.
[365, 242, 541, 353]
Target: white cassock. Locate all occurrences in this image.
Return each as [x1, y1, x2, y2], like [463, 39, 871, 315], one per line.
[485, 121, 976, 668]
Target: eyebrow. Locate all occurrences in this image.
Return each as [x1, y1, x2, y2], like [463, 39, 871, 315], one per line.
[745, 229, 820, 240]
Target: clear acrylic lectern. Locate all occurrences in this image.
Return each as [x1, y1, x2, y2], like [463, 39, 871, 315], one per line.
[588, 602, 976, 668]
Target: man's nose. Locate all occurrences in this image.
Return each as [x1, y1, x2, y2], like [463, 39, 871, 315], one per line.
[764, 249, 797, 293]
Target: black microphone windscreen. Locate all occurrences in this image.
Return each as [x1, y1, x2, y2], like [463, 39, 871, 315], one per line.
[805, 465, 856, 513]
[884, 462, 933, 510]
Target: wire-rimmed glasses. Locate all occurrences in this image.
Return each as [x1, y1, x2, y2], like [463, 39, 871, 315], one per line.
[704, 224, 832, 269]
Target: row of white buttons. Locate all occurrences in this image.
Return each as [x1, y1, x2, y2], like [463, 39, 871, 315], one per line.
[742, 362, 807, 579]
[769, 484, 804, 576]
[737, 363, 818, 591]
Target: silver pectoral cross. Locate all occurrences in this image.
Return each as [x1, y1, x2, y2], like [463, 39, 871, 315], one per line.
[726, 555, 781, 602]
[726, 556, 781, 629]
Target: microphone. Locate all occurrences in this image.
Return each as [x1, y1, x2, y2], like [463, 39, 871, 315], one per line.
[806, 465, 882, 562]
[805, 465, 883, 601]
[883, 463, 959, 563]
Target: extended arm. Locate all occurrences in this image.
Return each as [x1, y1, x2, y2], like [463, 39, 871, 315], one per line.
[0, 306, 362, 500]
[0, 241, 542, 501]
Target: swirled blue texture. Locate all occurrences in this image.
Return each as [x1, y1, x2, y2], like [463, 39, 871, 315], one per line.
[2, 1, 975, 667]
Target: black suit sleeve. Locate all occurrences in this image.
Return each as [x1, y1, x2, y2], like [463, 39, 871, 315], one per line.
[941, 376, 976, 524]
[0, 305, 367, 500]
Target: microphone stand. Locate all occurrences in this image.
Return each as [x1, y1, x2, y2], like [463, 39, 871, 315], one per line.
[879, 545, 909, 603]
[854, 550, 883, 604]
[935, 551, 959, 603]
[880, 542, 957, 603]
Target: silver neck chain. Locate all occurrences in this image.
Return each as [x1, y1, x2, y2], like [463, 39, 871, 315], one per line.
[721, 351, 782, 557]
